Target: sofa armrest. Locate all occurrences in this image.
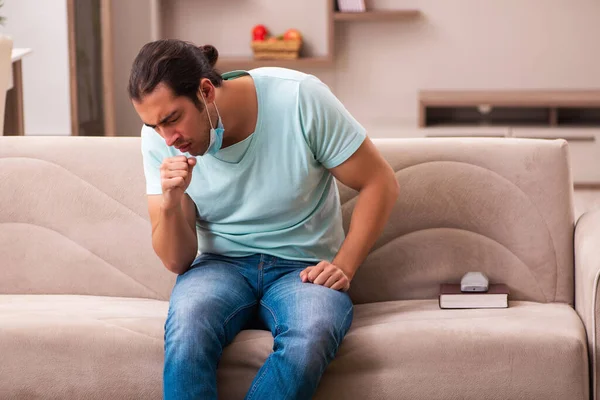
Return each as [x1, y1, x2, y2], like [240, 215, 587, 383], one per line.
[575, 208, 600, 400]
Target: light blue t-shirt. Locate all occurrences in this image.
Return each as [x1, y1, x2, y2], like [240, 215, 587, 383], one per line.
[141, 67, 367, 263]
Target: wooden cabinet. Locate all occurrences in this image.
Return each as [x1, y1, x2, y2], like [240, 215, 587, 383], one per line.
[419, 90, 600, 129]
[67, 0, 115, 137]
[418, 90, 600, 186]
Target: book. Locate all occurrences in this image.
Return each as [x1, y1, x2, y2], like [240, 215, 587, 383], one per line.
[439, 284, 510, 309]
[337, 0, 366, 12]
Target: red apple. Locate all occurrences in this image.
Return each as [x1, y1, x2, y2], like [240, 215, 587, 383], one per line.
[252, 24, 268, 41]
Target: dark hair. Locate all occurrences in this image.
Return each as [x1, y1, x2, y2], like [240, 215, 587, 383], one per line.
[128, 39, 223, 107]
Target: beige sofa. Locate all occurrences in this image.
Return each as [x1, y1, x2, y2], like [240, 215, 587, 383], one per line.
[1, 135, 598, 400]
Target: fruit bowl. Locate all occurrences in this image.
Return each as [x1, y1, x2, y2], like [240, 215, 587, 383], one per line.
[250, 26, 303, 60]
[251, 39, 302, 60]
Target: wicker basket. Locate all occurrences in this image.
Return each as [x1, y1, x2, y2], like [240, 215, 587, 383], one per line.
[251, 39, 302, 60]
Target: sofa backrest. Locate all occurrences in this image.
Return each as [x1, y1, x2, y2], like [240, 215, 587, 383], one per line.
[0, 136, 175, 300]
[341, 137, 575, 305]
[0, 136, 575, 304]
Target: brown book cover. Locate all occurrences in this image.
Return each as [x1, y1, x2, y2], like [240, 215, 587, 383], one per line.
[439, 284, 510, 309]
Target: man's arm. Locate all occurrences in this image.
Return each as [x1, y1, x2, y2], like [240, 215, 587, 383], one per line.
[300, 138, 399, 290]
[330, 138, 399, 277]
[148, 193, 198, 274]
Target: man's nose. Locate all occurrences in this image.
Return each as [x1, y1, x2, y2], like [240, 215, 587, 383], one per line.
[162, 127, 180, 146]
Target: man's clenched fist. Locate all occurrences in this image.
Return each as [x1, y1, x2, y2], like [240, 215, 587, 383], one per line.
[160, 156, 196, 209]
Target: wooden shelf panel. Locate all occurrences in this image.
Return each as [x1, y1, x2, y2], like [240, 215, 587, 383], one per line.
[216, 56, 333, 70]
[420, 90, 600, 107]
[574, 183, 600, 190]
[334, 10, 420, 22]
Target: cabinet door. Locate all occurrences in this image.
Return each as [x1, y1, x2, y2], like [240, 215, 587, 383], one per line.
[511, 127, 600, 184]
[68, 0, 115, 136]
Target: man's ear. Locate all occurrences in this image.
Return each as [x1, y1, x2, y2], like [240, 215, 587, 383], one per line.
[198, 78, 215, 103]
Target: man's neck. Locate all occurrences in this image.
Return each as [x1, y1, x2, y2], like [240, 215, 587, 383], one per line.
[215, 76, 258, 148]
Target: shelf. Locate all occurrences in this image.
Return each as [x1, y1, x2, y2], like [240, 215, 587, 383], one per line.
[215, 56, 333, 71]
[334, 10, 421, 22]
[419, 90, 600, 128]
[419, 90, 600, 107]
[574, 183, 600, 190]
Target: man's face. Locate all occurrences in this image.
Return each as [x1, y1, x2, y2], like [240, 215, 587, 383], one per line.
[133, 83, 211, 156]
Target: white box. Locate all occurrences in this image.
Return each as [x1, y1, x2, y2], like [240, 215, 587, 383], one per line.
[337, 0, 366, 12]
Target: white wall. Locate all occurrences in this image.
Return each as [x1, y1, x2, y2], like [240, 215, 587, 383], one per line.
[155, 0, 600, 138]
[5, 0, 598, 138]
[161, 0, 329, 58]
[0, 0, 71, 135]
[157, 0, 600, 137]
[332, 0, 600, 138]
[111, 0, 336, 137]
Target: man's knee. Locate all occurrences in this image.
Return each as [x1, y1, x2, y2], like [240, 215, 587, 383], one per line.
[279, 302, 354, 365]
[165, 296, 222, 340]
[305, 287, 354, 342]
[313, 304, 353, 345]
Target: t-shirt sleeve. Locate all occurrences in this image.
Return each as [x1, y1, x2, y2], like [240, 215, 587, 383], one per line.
[298, 75, 367, 169]
[140, 126, 166, 195]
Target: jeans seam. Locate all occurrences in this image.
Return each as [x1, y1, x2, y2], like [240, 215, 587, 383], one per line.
[333, 305, 353, 349]
[223, 301, 257, 327]
[245, 361, 269, 400]
[257, 261, 264, 298]
[259, 300, 280, 336]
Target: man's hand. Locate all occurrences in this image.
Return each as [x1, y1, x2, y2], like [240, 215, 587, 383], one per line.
[160, 156, 196, 210]
[300, 261, 351, 292]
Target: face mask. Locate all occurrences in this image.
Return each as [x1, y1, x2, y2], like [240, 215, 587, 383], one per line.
[200, 93, 224, 156]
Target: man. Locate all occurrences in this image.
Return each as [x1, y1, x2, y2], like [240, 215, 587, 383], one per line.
[128, 39, 399, 400]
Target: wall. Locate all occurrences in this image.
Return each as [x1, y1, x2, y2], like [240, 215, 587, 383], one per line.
[0, 0, 71, 135]
[160, 0, 329, 58]
[17, 0, 595, 138]
[113, 0, 332, 137]
[334, 0, 600, 137]
[139, 0, 600, 139]
[158, 0, 337, 87]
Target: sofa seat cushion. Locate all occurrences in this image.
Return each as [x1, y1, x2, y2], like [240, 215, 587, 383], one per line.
[319, 300, 589, 400]
[0, 295, 168, 399]
[0, 296, 589, 400]
[222, 300, 590, 400]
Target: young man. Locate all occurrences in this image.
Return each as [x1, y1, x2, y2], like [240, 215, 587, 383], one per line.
[129, 39, 399, 400]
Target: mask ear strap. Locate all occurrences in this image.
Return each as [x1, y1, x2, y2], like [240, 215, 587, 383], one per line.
[213, 102, 222, 122]
[200, 92, 215, 129]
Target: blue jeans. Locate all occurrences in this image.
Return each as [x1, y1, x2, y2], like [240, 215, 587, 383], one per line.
[163, 253, 354, 400]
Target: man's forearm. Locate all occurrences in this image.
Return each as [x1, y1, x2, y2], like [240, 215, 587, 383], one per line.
[153, 204, 198, 274]
[333, 178, 399, 279]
